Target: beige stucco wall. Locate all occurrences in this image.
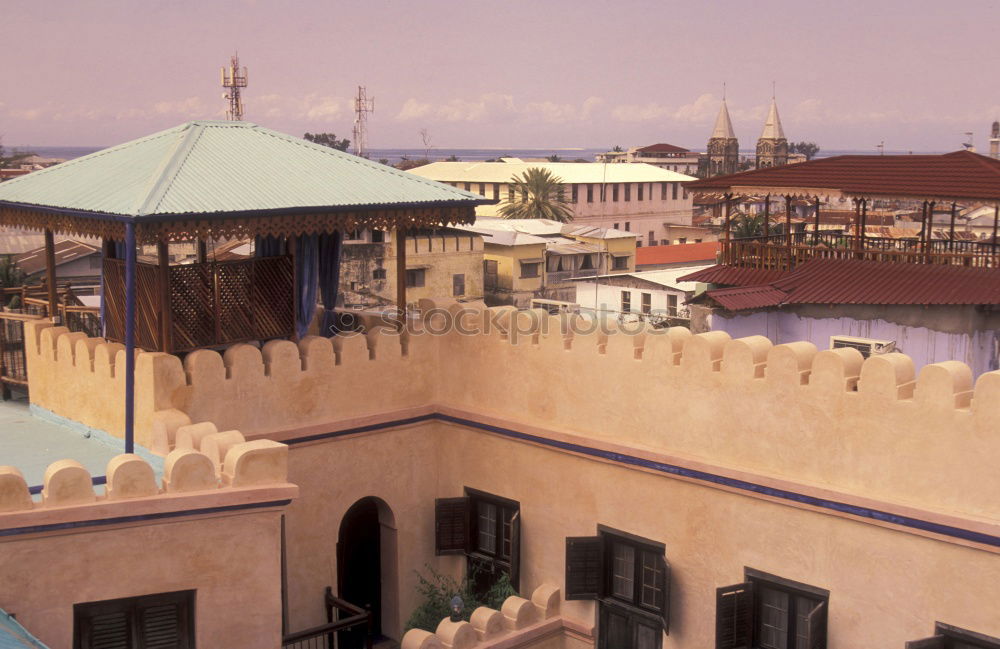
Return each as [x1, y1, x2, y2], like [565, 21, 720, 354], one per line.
[0, 509, 284, 649]
[383, 230, 485, 304]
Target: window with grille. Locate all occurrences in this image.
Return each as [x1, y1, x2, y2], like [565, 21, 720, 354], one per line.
[565, 528, 670, 649]
[453, 273, 465, 296]
[74, 590, 194, 649]
[613, 184, 620, 202]
[621, 291, 631, 313]
[372, 268, 386, 280]
[624, 184, 631, 201]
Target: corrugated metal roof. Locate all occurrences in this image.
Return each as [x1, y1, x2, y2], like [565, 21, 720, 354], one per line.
[635, 143, 691, 154]
[0, 121, 488, 219]
[549, 242, 600, 255]
[0, 609, 48, 649]
[636, 241, 720, 266]
[688, 151, 1000, 202]
[702, 258, 1000, 310]
[15, 239, 100, 275]
[408, 161, 697, 184]
[676, 264, 790, 285]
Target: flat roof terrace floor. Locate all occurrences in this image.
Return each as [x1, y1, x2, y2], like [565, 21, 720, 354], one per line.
[0, 394, 162, 493]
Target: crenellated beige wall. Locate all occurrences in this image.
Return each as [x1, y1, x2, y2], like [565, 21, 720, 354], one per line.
[21, 299, 1000, 647]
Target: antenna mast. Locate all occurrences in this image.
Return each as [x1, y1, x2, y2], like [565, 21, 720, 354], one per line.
[221, 53, 248, 121]
[353, 86, 375, 157]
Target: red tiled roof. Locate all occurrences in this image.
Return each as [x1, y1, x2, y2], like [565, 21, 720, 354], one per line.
[701, 258, 1000, 310]
[635, 143, 691, 154]
[687, 151, 1000, 202]
[677, 264, 790, 285]
[636, 241, 720, 266]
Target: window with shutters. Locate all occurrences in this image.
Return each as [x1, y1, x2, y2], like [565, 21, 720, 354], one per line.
[74, 590, 194, 649]
[715, 569, 828, 649]
[565, 527, 670, 649]
[907, 622, 1000, 649]
[434, 489, 521, 596]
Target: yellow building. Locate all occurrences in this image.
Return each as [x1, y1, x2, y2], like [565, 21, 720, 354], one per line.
[459, 218, 636, 307]
[339, 227, 485, 308]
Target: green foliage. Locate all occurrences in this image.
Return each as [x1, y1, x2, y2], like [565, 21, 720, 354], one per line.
[612, 145, 623, 152]
[445, 154, 460, 162]
[396, 158, 431, 171]
[790, 141, 820, 160]
[378, 158, 390, 165]
[546, 154, 561, 162]
[404, 565, 517, 633]
[498, 167, 574, 223]
[0, 256, 23, 289]
[0, 136, 35, 170]
[303, 132, 351, 151]
[730, 213, 781, 239]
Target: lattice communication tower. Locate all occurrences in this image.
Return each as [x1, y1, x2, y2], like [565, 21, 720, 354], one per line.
[221, 53, 248, 121]
[352, 86, 375, 157]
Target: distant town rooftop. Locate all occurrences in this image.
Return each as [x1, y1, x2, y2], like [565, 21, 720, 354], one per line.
[634, 143, 692, 154]
[409, 161, 697, 185]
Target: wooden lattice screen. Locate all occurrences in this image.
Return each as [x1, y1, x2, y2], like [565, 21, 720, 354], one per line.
[103, 259, 161, 351]
[105, 256, 294, 353]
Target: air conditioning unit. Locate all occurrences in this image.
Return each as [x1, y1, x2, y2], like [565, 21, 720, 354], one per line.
[829, 335, 896, 358]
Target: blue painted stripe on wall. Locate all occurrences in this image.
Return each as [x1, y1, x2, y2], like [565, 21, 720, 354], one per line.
[283, 413, 1000, 549]
[0, 499, 292, 538]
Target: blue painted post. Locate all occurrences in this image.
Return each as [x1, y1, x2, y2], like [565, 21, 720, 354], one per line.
[124, 222, 136, 454]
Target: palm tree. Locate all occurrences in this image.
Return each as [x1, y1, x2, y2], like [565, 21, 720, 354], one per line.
[498, 168, 574, 222]
[730, 213, 780, 239]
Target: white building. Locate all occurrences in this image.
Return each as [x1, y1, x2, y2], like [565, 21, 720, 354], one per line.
[408, 160, 696, 247]
[594, 143, 701, 175]
[570, 264, 710, 325]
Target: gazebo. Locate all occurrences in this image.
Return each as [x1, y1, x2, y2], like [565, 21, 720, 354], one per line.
[0, 120, 490, 449]
[687, 151, 1000, 271]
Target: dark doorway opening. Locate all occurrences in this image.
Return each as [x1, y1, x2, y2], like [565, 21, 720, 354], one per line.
[338, 498, 383, 648]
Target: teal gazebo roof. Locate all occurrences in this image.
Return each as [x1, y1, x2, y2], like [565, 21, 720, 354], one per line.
[0, 121, 489, 242]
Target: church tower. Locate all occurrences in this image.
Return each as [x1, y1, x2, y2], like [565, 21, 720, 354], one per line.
[707, 99, 739, 176]
[755, 98, 789, 169]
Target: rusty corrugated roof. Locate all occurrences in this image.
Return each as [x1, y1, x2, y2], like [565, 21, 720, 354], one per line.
[676, 264, 789, 285]
[14, 239, 100, 275]
[688, 151, 1000, 202]
[701, 258, 1000, 310]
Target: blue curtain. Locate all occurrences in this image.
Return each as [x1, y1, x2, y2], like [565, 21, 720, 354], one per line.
[254, 235, 284, 258]
[317, 232, 343, 336]
[100, 240, 128, 337]
[295, 234, 319, 338]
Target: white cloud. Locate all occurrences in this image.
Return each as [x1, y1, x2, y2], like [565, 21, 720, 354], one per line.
[395, 93, 603, 125]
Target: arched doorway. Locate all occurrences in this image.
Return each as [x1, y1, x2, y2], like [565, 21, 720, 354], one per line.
[337, 497, 398, 647]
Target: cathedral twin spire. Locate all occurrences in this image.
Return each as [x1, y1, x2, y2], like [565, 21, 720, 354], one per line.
[706, 93, 788, 175]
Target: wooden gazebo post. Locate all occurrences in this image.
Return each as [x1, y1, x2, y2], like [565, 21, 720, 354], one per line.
[43, 228, 58, 324]
[722, 193, 733, 264]
[949, 203, 957, 252]
[992, 204, 999, 267]
[763, 194, 770, 238]
[157, 241, 171, 352]
[813, 197, 821, 245]
[395, 228, 407, 327]
[123, 222, 137, 454]
[784, 195, 793, 269]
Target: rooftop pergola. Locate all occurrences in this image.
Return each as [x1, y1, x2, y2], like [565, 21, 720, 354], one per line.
[688, 151, 1000, 270]
[0, 120, 490, 450]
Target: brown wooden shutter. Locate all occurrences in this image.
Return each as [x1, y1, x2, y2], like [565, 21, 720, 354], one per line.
[802, 600, 827, 649]
[565, 536, 603, 600]
[715, 581, 754, 649]
[80, 610, 130, 649]
[137, 599, 191, 649]
[906, 636, 946, 649]
[658, 555, 671, 634]
[435, 497, 470, 555]
[509, 510, 521, 592]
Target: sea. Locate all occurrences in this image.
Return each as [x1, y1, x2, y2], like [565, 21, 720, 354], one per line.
[15, 145, 933, 164]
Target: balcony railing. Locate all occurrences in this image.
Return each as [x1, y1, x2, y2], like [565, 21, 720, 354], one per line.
[722, 231, 1000, 270]
[282, 587, 373, 649]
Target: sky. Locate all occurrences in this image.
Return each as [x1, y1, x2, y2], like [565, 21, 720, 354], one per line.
[3, 0, 1000, 152]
